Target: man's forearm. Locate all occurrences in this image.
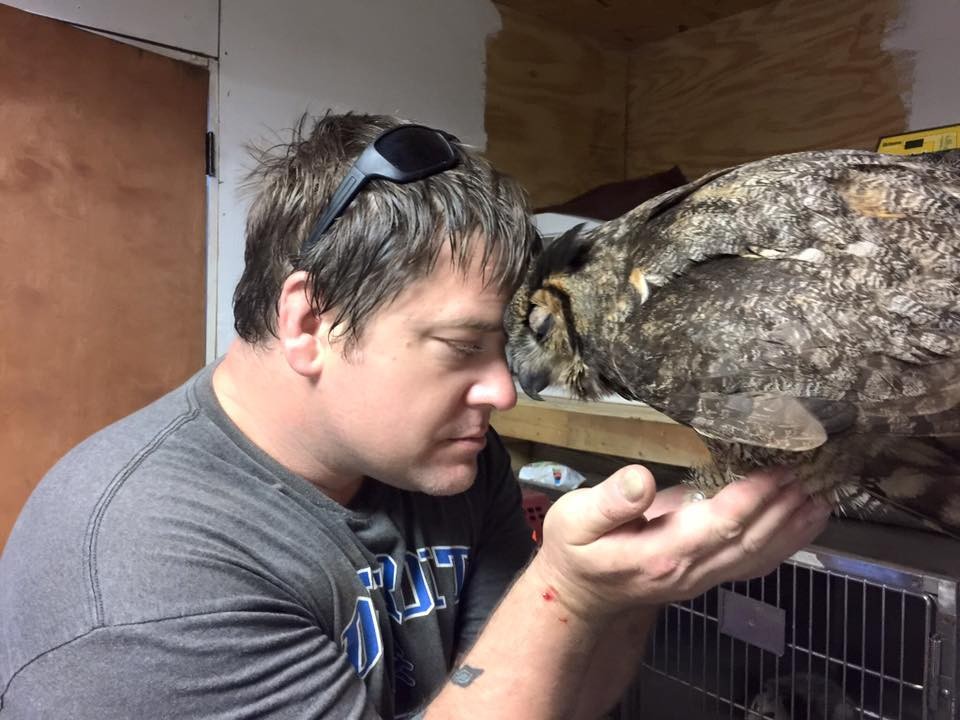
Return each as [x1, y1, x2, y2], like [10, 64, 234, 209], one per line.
[425, 556, 606, 720]
[571, 606, 659, 720]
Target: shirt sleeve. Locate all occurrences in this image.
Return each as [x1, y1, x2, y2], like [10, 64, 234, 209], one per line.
[453, 429, 537, 655]
[0, 610, 383, 720]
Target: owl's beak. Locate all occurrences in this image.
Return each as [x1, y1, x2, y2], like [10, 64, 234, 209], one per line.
[517, 368, 551, 401]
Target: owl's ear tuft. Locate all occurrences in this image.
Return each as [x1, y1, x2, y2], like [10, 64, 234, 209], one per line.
[529, 305, 555, 341]
[531, 223, 595, 290]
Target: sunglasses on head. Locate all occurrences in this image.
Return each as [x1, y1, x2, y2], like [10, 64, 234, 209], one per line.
[300, 124, 461, 255]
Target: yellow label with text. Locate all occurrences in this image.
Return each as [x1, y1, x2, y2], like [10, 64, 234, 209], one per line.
[877, 124, 960, 155]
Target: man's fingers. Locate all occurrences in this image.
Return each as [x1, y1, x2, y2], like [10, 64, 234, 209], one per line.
[734, 482, 811, 555]
[645, 484, 693, 520]
[553, 465, 657, 545]
[774, 495, 832, 556]
[700, 494, 831, 585]
[625, 469, 804, 578]
[704, 468, 793, 529]
[645, 471, 789, 557]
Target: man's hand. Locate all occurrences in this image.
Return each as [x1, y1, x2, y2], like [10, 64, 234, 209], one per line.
[529, 465, 830, 620]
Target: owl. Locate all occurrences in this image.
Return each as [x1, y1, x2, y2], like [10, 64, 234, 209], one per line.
[504, 149, 960, 537]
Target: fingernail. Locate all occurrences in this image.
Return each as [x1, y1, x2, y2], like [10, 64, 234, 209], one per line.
[618, 467, 648, 502]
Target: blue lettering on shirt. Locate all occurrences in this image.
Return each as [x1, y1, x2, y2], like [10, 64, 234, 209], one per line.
[431, 546, 470, 602]
[400, 551, 435, 620]
[344, 545, 471, 677]
[341, 596, 383, 679]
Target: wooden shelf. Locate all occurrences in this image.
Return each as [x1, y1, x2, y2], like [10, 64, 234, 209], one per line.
[492, 397, 710, 468]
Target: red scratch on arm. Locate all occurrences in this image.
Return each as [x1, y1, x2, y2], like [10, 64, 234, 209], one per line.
[540, 586, 569, 622]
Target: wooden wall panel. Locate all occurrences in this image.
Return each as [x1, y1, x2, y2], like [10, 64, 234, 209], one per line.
[492, 0, 779, 49]
[626, 0, 912, 181]
[0, 5, 208, 548]
[485, 5, 628, 207]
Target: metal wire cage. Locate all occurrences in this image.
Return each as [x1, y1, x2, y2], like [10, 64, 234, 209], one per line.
[619, 520, 959, 720]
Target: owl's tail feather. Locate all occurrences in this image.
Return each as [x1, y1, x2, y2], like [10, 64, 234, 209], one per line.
[854, 436, 960, 539]
[836, 484, 957, 538]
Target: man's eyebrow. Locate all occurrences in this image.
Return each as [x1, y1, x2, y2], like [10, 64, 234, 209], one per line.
[434, 318, 505, 333]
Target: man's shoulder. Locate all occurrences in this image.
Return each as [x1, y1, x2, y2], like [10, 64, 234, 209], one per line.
[0, 376, 361, 699]
[10, 371, 209, 554]
[0, 371, 215, 689]
[61, 368, 208, 473]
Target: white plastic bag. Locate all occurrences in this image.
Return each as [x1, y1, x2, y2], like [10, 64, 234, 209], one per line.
[518, 461, 586, 491]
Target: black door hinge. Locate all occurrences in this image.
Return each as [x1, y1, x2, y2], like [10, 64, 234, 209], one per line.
[205, 131, 216, 177]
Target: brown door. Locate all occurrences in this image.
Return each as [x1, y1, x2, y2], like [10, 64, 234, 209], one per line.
[0, 5, 208, 548]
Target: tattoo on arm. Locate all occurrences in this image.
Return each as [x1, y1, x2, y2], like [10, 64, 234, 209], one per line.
[450, 664, 484, 688]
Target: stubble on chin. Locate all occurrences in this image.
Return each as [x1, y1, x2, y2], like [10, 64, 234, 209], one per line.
[409, 458, 479, 497]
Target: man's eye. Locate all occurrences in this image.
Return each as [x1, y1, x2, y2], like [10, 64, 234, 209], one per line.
[442, 340, 484, 357]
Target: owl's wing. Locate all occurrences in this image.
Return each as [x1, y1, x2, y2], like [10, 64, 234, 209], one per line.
[618, 252, 960, 451]
[652, 359, 960, 450]
[686, 393, 830, 450]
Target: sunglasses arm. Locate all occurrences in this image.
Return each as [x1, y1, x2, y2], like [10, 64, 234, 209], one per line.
[300, 165, 370, 255]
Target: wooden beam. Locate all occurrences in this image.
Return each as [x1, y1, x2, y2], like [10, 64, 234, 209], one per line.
[492, 397, 710, 468]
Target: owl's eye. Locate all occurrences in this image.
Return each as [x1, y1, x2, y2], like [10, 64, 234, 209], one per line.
[528, 305, 554, 342]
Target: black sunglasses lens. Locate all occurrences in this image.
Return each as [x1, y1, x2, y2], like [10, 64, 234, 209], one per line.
[375, 126, 455, 174]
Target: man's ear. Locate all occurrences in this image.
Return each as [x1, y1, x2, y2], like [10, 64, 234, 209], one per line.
[276, 271, 330, 377]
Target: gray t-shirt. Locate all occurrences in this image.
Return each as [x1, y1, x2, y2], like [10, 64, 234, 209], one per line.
[0, 364, 534, 719]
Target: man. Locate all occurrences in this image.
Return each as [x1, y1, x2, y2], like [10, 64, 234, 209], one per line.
[0, 113, 830, 718]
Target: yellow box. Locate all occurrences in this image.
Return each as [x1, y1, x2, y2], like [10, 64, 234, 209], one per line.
[877, 124, 960, 155]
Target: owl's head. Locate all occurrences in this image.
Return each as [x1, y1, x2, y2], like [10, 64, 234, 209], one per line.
[504, 224, 608, 401]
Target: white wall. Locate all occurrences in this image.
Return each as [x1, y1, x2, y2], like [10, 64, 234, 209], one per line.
[2, 0, 218, 56]
[884, 0, 960, 131]
[216, 0, 500, 353]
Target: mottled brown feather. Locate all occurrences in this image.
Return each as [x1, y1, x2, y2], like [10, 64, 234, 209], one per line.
[505, 149, 960, 537]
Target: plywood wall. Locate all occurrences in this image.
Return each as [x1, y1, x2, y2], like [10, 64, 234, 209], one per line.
[626, 0, 913, 181]
[485, 5, 629, 207]
[491, 0, 780, 49]
[0, 6, 207, 548]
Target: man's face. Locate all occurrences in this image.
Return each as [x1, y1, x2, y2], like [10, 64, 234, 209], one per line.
[316, 245, 518, 496]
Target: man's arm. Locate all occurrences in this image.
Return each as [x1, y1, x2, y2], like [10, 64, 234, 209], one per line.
[568, 484, 708, 719]
[574, 485, 716, 720]
[0, 609, 380, 719]
[425, 465, 831, 720]
[427, 554, 615, 718]
[568, 606, 658, 720]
